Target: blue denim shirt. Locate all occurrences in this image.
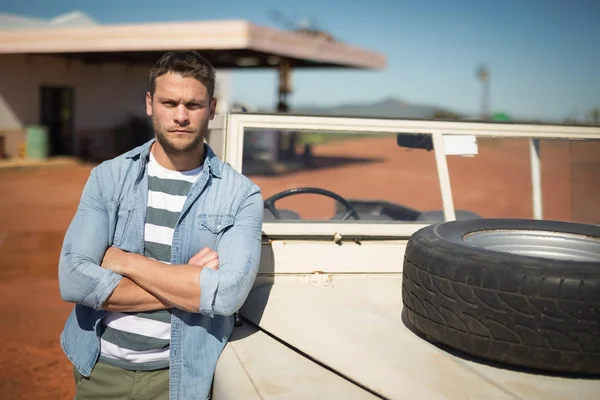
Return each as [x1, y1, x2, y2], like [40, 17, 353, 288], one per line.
[58, 139, 263, 399]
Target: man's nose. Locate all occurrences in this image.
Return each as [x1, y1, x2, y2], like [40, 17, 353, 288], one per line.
[174, 105, 190, 126]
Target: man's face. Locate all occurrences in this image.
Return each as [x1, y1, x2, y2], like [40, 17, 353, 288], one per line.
[146, 72, 216, 155]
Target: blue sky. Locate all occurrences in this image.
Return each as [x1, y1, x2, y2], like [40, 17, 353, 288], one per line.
[1, 0, 599, 121]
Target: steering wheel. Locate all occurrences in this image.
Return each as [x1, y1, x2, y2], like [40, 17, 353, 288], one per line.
[264, 187, 360, 221]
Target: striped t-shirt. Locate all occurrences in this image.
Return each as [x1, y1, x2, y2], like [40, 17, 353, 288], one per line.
[99, 151, 203, 370]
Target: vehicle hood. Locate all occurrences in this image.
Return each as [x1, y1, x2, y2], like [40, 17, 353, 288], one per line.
[239, 275, 599, 400]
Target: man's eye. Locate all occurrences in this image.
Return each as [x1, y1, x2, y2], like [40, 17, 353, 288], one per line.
[187, 103, 202, 110]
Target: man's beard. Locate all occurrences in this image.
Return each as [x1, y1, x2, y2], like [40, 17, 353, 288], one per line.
[152, 115, 206, 156]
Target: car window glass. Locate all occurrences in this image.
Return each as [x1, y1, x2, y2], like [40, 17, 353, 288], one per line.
[242, 129, 445, 223]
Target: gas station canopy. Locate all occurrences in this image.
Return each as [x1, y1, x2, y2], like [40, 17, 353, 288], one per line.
[0, 17, 386, 70]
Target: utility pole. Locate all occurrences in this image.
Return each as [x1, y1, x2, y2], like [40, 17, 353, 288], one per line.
[276, 58, 295, 161]
[477, 65, 490, 120]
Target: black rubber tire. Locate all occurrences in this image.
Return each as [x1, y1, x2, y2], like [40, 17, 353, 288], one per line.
[402, 218, 600, 375]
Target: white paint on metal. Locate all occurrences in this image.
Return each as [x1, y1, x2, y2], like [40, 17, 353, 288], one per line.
[212, 114, 600, 398]
[261, 222, 428, 238]
[224, 114, 245, 172]
[228, 113, 600, 140]
[212, 341, 262, 400]
[258, 240, 408, 275]
[223, 113, 600, 233]
[530, 138, 543, 219]
[214, 323, 378, 399]
[239, 276, 600, 400]
[432, 132, 456, 221]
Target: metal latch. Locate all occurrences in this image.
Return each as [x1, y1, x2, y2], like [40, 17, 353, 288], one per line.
[333, 232, 343, 245]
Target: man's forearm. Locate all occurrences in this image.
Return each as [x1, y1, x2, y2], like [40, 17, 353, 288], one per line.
[121, 254, 202, 313]
[102, 277, 171, 312]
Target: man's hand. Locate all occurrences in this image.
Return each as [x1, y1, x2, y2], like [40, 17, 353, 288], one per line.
[101, 246, 132, 275]
[189, 247, 219, 270]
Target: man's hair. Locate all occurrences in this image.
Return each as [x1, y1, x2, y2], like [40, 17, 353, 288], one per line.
[149, 51, 216, 98]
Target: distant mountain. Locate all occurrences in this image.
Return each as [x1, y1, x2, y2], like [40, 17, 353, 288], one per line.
[286, 97, 463, 119]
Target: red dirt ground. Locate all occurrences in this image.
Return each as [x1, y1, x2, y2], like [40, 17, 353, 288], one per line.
[0, 138, 597, 399]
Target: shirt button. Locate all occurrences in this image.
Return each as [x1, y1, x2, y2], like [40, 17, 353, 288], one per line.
[217, 224, 221, 230]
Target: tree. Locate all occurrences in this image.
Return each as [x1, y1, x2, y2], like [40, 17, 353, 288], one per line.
[433, 109, 462, 120]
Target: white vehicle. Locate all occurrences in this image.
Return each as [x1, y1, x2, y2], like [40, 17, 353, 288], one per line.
[205, 113, 600, 400]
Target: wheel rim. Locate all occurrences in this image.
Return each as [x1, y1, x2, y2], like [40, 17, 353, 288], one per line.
[463, 229, 600, 262]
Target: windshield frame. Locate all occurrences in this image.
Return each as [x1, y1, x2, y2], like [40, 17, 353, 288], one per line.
[207, 112, 600, 239]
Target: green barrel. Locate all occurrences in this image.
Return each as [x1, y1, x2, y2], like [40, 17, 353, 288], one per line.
[25, 125, 49, 159]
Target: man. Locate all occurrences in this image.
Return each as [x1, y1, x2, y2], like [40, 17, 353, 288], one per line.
[58, 51, 263, 399]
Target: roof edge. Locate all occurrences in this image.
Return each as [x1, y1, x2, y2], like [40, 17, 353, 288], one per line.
[0, 18, 386, 70]
[245, 22, 385, 70]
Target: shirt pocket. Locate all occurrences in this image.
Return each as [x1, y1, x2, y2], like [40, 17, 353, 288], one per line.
[198, 213, 234, 249]
[112, 201, 134, 247]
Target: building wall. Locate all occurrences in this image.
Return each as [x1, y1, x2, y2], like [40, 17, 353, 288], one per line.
[0, 54, 150, 159]
[0, 54, 232, 160]
[0, 130, 24, 158]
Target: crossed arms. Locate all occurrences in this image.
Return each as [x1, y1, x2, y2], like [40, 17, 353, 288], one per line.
[58, 168, 263, 316]
[99, 247, 220, 313]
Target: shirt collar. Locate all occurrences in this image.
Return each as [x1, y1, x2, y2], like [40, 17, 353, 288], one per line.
[126, 139, 223, 179]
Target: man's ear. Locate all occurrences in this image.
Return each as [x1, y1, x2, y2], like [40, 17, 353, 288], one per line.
[209, 97, 217, 120]
[146, 92, 153, 117]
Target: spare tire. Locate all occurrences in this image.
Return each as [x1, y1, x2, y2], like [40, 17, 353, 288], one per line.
[402, 219, 600, 374]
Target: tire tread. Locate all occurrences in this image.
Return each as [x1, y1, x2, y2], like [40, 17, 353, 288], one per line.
[403, 254, 600, 374]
